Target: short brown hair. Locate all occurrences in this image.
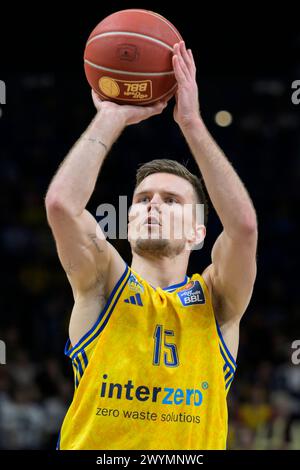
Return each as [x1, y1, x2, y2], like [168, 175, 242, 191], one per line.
[135, 159, 209, 226]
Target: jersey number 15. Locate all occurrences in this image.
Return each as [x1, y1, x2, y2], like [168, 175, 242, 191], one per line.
[153, 324, 179, 368]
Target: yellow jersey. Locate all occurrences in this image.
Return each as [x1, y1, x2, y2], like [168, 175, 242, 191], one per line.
[57, 262, 237, 450]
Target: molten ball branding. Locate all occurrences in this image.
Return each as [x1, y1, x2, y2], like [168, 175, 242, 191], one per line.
[99, 77, 120, 98]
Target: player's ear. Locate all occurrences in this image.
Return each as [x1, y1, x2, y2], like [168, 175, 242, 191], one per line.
[192, 224, 206, 251]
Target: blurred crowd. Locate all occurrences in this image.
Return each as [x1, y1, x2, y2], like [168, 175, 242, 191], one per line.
[0, 70, 299, 449]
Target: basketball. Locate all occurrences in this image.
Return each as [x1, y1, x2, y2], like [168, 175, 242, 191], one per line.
[83, 9, 183, 106]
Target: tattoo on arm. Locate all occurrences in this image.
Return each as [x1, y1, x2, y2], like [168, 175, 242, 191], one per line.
[88, 233, 104, 253]
[63, 234, 105, 277]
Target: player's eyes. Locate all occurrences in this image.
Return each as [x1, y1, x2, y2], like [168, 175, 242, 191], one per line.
[139, 197, 150, 203]
[137, 196, 178, 204]
[165, 197, 177, 204]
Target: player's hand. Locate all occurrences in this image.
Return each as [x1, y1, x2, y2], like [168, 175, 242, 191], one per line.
[91, 90, 168, 126]
[172, 41, 201, 129]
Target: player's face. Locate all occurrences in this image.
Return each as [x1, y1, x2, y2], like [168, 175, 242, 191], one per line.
[128, 172, 206, 256]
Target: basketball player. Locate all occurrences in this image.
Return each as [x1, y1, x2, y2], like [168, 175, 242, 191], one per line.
[45, 41, 257, 449]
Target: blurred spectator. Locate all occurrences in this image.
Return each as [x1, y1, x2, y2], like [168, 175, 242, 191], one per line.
[0, 382, 46, 449]
[237, 386, 274, 449]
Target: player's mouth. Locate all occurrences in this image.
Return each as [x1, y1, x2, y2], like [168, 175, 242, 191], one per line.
[144, 215, 161, 226]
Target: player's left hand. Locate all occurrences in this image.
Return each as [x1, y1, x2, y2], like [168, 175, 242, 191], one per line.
[172, 41, 200, 129]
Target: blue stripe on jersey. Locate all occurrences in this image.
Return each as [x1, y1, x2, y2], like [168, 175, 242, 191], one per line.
[215, 320, 237, 369]
[75, 373, 79, 388]
[226, 376, 234, 390]
[219, 346, 235, 374]
[163, 275, 188, 291]
[81, 350, 88, 367]
[224, 370, 232, 381]
[72, 361, 79, 388]
[75, 356, 83, 378]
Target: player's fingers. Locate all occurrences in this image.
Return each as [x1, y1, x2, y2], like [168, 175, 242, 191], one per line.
[187, 49, 196, 77]
[173, 44, 190, 82]
[147, 101, 168, 116]
[172, 54, 187, 85]
[130, 101, 166, 120]
[187, 48, 196, 69]
[179, 42, 195, 79]
[91, 89, 102, 101]
[179, 42, 191, 68]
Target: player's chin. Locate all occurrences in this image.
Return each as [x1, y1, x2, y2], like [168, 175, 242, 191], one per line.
[132, 236, 187, 258]
[135, 237, 169, 251]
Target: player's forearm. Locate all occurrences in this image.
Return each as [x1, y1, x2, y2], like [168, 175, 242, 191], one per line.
[46, 110, 125, 216]
[181, 118, 257, 238]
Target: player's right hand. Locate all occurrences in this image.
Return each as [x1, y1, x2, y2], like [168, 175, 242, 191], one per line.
[91, 90, 168, 126]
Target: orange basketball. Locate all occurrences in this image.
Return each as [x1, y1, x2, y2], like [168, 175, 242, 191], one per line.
[84, 9, 183, 106]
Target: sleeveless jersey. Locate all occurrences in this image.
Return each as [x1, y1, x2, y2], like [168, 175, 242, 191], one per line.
[57, 263, 237, 450]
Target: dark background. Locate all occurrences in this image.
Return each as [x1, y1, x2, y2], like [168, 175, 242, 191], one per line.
[0, 1, 299, 449]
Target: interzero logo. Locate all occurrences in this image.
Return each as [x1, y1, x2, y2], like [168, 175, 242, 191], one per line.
[99, 374, 206, 407]
[0, 80, 6, 118]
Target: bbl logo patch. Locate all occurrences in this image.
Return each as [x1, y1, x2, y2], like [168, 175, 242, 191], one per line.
[177, 280, 205, 306]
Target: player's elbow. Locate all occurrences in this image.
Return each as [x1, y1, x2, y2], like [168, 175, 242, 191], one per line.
[45, 191, 71, 223]
[237, 210, 258, 238]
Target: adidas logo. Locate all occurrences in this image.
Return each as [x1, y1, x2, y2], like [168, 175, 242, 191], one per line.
[124, 293, 143, 306]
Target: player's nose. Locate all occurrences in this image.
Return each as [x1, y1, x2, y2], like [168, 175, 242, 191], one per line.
[147, 193, 162, 206]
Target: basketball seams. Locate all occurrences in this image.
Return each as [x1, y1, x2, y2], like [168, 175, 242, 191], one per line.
[86, 31, 174, 51]
[84, 60, 174, 77]
[109, 9, 182, 41]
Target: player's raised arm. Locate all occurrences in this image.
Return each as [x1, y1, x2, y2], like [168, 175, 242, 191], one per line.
[172, 41, 258, 325]
[45, 94, 122, 292]
[45, 91, 167, 343]
[45, 92, 167, 290]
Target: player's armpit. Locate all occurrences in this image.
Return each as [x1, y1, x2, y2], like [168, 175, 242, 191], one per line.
[208, 227, 258, 324]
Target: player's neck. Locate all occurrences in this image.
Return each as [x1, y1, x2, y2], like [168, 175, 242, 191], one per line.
[131, 253, 189, 290]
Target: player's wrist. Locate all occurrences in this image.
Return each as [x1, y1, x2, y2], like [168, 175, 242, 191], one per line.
[177, 112, 203, 132]
[92, 107, 126, 129]
[86, 110, 126, 147]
